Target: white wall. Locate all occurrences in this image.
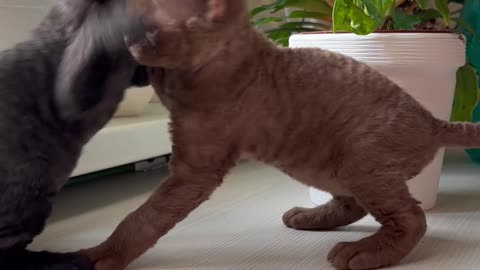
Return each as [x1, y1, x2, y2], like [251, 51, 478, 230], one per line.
[0, 1, 55, 50]
[0, 0, 270, 51]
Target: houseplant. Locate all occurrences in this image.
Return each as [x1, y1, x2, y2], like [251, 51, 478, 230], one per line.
[458, 0, 480, 163]
[251, 0, 479, 210]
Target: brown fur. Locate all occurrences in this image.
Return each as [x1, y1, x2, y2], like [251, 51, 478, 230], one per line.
[84, 1, 479, 269]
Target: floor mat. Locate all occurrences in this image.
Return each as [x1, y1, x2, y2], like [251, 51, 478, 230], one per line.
[30, 153, 480, 270]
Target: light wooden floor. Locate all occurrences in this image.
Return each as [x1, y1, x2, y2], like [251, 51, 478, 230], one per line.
[30, 151, 480, 270]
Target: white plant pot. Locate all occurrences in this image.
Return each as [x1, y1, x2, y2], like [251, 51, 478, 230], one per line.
[114, 86, 154, 117]
[289, 32, 466, 210]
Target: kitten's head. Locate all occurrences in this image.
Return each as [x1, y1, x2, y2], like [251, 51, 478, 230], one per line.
[126, 0, 249, 69]
[44, 0, 150, 120]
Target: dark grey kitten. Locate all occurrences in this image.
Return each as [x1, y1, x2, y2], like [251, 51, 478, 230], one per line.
[0, 0, 149, 269]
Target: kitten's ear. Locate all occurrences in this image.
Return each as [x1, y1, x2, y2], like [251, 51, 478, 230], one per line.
[206, 0, 228, 22]
[205, 0, 245, 23]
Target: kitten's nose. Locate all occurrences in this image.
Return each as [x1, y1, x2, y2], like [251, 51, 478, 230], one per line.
[124, 22, 148, 47]
[125, 28, 160, 55]
[125, 15, 160, 47]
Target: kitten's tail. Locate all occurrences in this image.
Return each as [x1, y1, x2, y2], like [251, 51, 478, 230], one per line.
[437, 119, 480, 148]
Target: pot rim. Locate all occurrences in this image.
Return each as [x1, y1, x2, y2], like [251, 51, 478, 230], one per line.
[294, 30, 465, 43]
[298, 30, 458, 35]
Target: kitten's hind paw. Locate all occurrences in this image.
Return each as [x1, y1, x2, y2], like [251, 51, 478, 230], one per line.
[282, 197, 367, 231]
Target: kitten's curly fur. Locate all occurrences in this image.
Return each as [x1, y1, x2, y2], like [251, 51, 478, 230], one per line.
[85, 1, 477, 270]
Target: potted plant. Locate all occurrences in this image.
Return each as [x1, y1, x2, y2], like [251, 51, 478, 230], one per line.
[459, 0, 480, 162]
[251, 0, 479, 210]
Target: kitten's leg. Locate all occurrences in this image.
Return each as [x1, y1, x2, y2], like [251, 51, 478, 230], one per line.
[327, 179, 426, 270]
[282, 196, 367, 230]
[83, 143, 237, 270]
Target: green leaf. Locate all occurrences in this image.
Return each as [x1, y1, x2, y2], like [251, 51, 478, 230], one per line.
[451, 64, 480, 122]
[282, 0, 332, 13]
[267, 30, 293, 46]
[262, 20, 330, 46]
[360, 0, 383, 24]
[392, 8, 421, 30]
[276, 21, 331, 30]
[415, 0, 428, 9]
[287, 10, 331, 20]
[435, 0, 451, 25]
[333, 0, 379, 35]
[372, 0, 396, 17]
[252, 17, 285, 28]
[253, 0, 332, 15]
[265, 27, 320, 47]
[250, 4, 276, 17]
[265, 26, 323, 34]
[418, 9, 442, 21]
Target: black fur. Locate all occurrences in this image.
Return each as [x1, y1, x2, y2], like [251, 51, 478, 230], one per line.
[0, 0, 149, 269]
[0, 248, 93, 270]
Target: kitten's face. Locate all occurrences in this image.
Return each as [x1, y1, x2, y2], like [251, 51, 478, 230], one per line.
[126, 0, 246, 69]
[49, 0, 150, 120]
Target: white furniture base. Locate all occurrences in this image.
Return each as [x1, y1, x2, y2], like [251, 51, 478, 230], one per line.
[71, 104, 171, 177]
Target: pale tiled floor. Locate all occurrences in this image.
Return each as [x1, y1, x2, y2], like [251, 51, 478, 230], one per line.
[29, 151, 480, 270]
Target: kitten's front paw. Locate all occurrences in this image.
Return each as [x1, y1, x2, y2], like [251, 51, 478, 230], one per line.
[282, 205, 360, 231]
[327, 238, 403, 270]
[93, 257, 126, 270]
[80, 248, 127, 270]
[282, 207, 312, 229]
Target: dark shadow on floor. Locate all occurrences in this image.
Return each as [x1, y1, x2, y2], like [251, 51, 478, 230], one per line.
[48, 168, 169, 223]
